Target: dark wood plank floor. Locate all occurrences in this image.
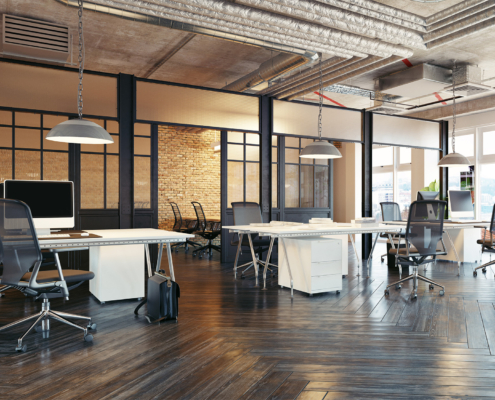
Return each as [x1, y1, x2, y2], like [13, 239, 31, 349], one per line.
[1, 242, 495, 399]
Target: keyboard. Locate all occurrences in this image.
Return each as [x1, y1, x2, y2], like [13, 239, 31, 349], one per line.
[38, 234, 71, 238]
[446, 220, 486, 224]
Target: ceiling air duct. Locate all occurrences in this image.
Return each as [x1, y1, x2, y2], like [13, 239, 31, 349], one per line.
[442, 65, 494, 97]
[1, 14, 70, 63]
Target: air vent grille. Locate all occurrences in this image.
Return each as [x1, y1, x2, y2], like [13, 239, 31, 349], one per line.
[2, 14, 69, 63]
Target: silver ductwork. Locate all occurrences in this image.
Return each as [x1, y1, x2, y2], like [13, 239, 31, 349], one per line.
[427, 0, 495, 31]
[235, 0, 425, 46]
[426, 0, 489, 25]
[222, 53, 311, 92]
[427, 17, 495, 49]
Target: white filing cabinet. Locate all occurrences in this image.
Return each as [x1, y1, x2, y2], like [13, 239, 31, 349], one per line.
[278, 237, 343, 295]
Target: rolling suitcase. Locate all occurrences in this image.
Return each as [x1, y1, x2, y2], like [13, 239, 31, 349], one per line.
[134, 270, 180, 323]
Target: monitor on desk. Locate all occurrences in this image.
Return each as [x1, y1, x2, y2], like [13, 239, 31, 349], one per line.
[4, 180, 74, 234]
[417, 191, 439, 201]
[449, 190, 474, 219]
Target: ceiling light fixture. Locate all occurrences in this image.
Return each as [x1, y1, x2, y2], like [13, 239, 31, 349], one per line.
[438, 61, 471, 168]
[46, 0, 114, 145]
[299, 56, 342, 160]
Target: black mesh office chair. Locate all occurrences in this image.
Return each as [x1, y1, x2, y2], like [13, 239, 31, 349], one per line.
[191, 202, 221, 259]
[231, 202, 277, 279]
[474, 203, 495, 277]
[385, 200, 448, 300]
[169, 202, 201, 253]
[367, 202, 404, 265]
[0, 199, 96, 352]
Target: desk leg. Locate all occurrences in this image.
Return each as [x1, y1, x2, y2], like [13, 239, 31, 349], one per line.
[367, 233, 379, 266]
[350, 234, 361, 276]
[233, 234, 243, 279]
[166, 243, 175, 281]
[262, 237, 275, 291]
[156, 243, 164, 273]
[280, 238, 294, 299]
[145, 244, 153, 278]
[445, 231, 461, 276]
[247, 234, 259, 286]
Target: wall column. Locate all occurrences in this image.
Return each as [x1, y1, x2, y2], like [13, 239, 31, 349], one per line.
[260, 95, 272, 222]
[362, 111, 372, 260]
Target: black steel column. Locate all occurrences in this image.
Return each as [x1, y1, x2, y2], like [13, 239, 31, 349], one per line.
[439, 120, 448, 201]
[119, 73, 134, 229]
[151, 124, 159, 229]
[362, 111, 373, 260]
[260, 96, 272, 222]
[220, 130, 228, 263]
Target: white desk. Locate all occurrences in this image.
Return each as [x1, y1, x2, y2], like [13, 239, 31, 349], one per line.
[38, 229, 194, 303]
[224, 224, 402, 297]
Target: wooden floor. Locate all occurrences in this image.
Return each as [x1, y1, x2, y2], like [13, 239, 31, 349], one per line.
[2, 242, 495, 399]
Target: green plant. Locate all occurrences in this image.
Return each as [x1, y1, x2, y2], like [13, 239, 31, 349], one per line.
[420, 179, 439, 192]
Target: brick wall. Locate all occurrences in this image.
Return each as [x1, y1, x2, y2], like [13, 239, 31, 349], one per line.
[158, 126, 221, 245]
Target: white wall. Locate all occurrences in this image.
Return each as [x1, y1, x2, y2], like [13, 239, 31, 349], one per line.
[411, 148, 440, 198]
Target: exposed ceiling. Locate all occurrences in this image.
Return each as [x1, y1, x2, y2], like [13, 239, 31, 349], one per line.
[1, 0, 495, 119]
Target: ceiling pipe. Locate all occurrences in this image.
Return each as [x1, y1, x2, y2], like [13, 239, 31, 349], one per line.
[261, 56, 363, 96]
[426, 17, 495, 48]
[426, 0, 495, 31]
[258, 56, 348, 95]
[426, 0, 489, 25]
[235, 0, 426, 45]
[54, 0, 314, 58]
[94, 0, 373, 58]
[222, 53, 311, 92]
[138, 0, 415, 57]
[424, 5, 495, 42]
[322, 0, 426, 26]
[277, 55, 383, 100]
[285, 55, 403, 100]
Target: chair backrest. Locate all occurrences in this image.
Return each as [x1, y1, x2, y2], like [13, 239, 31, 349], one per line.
[0, 199, 42, 285]
[380, 202, 402, 222]
[490, 203, 495, 236]
[231, 202, 263, 226]
[169, 202, 182, 231]
[191, 202, 206, 232]
[405, 200, 446, 257]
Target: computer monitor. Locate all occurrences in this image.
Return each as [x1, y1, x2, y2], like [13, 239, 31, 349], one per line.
[417, 191, 439, 201]
[449, 189, 474, 219]
[4, 180, 74, 234]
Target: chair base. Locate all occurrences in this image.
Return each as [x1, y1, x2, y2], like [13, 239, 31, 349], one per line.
[384, 266, 445, 299]
[0, 298, 96, 352]
[193, 241, 220, 259]
[473, 258, 495, 277]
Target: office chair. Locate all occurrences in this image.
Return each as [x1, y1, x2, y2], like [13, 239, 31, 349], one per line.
[191, 202, 221, 259]
[169, 202, 201, 253]
[231, 202, 277, 279]
[0, 199, 96, 352]
[385, 200, 448, 300]
[474, 203, 495, 277]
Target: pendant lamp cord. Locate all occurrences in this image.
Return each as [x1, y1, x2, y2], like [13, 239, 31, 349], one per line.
[452, 60, 456, 154]
[318, 56, 322, 141]
[77, 0, 85, 120]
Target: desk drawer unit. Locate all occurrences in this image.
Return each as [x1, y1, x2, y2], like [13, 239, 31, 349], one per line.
[279, 237, 343, 295]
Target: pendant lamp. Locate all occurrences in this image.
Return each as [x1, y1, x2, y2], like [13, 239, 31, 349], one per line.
[438, 61, 470, 168]
[46, 0, 113, 145]
[300, 56, 342, 159]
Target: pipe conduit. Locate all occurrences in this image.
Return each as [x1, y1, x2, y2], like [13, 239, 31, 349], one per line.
[427, 16, 495, 48]
[426, 0, 490, 25]
[426, 0, 495, 31]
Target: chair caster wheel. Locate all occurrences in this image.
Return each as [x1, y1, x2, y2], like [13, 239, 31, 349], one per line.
[482, 268, 487, 273]
[84, 334, 93, 343]
[336, 290, 340, 294]
[429, 285, 434, 290]
[241, 275, 245, 279]
[192, 252, 196, 257]
[395, 284, 401, 290]
[411, 294, 418, 300]
[439, 290, 445, 296]
[384, 290, 389, 296]
[473, 271, 477, 277]
[16, 344, 27, 352]
[87, 323, 97, 330]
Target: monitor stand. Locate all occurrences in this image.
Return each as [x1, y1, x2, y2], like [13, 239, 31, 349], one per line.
[35, 228, 62, 236]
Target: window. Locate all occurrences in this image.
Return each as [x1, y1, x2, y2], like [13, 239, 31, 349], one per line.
[80, 119, 119, 209]
[134, 123, 151, 209]
[227, 132, 260, 207]
[283, 137, 330, 208]
[478, 127, 495, 220]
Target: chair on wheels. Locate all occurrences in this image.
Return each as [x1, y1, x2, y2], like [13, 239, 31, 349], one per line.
[191, 202, 221, 259]
[231, 202, 277, 279]
[474, 203, 495, 277]
[169, 202, 201, 253]
[385, 200, 448, 300]
[0, 199, 96, 352]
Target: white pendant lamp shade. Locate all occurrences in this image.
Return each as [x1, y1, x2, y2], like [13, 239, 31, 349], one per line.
[210, 140, 221, 152]
[46, 119, 114, 144]
[299, 140, 342, 159]
[437, 152, 471, 168]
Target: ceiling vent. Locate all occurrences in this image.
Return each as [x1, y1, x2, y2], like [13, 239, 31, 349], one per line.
[378, 64, 451, 98]
[1, 14, 70, 63]
[367, 103, 408, 115]
[442, 65, 493, 97]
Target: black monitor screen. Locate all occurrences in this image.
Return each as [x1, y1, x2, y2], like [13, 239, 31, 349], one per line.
[5, 180, 73, 218]
[450, 190, 473, 212]
[417, 191, 439, 201]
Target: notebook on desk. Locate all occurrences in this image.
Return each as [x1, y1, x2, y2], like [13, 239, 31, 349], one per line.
[37, 231, 102, 240]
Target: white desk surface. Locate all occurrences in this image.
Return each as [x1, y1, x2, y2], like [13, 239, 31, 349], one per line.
[223, 224, 402, 237]
[383, 221, 489, 230]
[38, 228, 194, 249]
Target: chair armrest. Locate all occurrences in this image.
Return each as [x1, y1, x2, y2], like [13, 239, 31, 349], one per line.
[45, 247, 90, 253]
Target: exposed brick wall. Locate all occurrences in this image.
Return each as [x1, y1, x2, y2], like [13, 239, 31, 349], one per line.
[158, 126, 221, 245]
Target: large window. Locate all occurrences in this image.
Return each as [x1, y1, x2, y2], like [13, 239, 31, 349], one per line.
[478, 128, 495, 220]
[283, 137, 330, 208]
[227, 132, 260, 207]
